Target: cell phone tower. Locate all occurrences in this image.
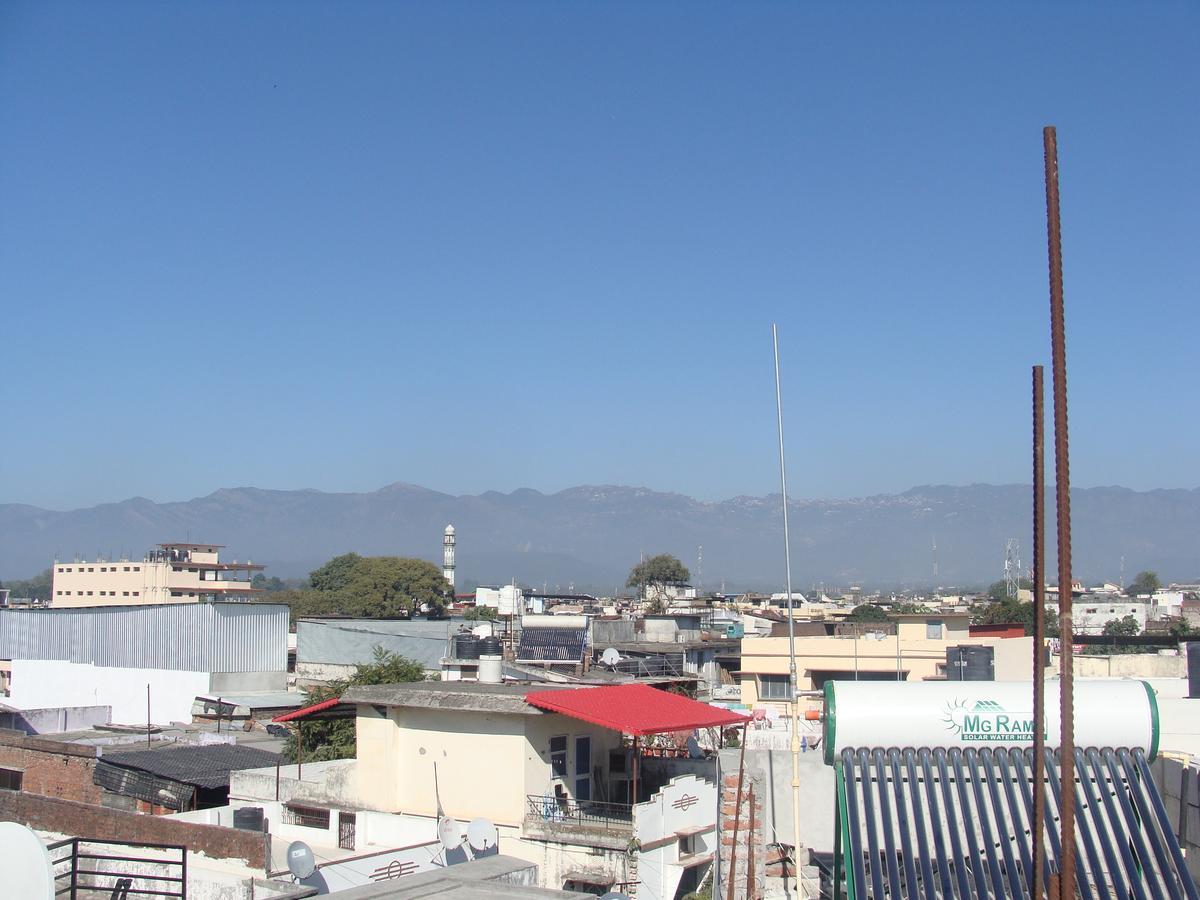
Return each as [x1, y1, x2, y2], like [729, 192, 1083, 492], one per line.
[1004, 538, 1021, 599]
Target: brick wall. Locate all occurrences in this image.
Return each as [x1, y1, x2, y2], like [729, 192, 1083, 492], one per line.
[718, 769, 766, 900]
[0, 791, 271, 871]
[0, 729, 102, 804]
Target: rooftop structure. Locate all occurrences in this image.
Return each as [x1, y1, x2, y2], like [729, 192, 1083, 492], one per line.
[51, 542, 264, 608]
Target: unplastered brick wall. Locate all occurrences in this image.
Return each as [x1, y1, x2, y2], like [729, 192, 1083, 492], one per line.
[718, 765, 766, 900]
[0, 728, 102, 804]
[0, 792, 271, 871]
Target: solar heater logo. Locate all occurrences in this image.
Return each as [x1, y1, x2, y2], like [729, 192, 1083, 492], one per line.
[942, 698, 1035, 743]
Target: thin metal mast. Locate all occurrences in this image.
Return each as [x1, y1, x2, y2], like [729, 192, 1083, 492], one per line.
[772, 323, 803, 874]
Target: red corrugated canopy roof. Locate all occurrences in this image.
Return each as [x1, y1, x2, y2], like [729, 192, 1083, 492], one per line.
[524, 684, 748, 736]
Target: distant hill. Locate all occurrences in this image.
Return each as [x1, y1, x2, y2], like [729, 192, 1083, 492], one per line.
[2, 483, 1198, 591]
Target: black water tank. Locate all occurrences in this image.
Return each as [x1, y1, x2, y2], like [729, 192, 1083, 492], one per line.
[233, 807, 264, 831]
[1187, 642, 1200, 699]
[947, 645, 995, 681]
[478, 636, 503, 657]
[453, 634, 480, 660]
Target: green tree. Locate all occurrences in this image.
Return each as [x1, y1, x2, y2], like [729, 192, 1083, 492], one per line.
[284, 647, 425, 763]
[251, 574, 287, 591]
[464, 606, 497, 621]
[309, 553, 366, 593]
[845, 603, 890, 623]
[0, 568, 52, 602]
[264, 554, 451, 621]
[986, 578, 1033, 602]
[1127, 571, 1160, 597]
[1102, 615, 1141, 637]
[891, 602, 933, 614]
[626, 554, 690, 604]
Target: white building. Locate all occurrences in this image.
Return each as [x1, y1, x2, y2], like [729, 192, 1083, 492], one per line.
[1058, 594, 1149, 635]
[443, 525, 456, 589]
[0, 603, 289, 722]
[51, 543, 263, 608]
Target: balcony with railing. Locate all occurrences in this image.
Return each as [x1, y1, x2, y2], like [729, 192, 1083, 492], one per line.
[523, 794, 634, 849]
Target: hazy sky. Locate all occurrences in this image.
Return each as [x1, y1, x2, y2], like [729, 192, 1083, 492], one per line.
[3, 3, 1197, 511]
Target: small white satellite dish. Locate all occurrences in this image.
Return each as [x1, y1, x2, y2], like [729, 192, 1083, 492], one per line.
[0, 823, 54, 900]
[286, 841, 316, 880]
[437, 815, 462, 850]
[466, 817, 499, 851]
[600, 647, 621, 667]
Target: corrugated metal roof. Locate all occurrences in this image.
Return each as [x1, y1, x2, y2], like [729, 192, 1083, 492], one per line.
[0, 603, 287, 672]
[524, 684, 750, 736]
[102, 743, 282, 790]
[835, 746, 1199, 899]
[297, 618, 458, 670]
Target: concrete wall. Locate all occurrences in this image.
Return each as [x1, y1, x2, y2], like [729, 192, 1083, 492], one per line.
[1071, 653, 1187, 679]
[0, 704, 111, 734]
[9, 660, 213, 723]
[0, 792, 271, 870]
[1148, 752, 1200, 884]
[8, 661, 283, 723]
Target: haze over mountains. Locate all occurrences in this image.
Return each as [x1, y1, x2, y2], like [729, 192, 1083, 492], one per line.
[2, 483, 1198, 591]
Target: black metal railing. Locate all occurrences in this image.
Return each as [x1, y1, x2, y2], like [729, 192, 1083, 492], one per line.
[48, 837, 187, 899]
[525, 794, 634, 831]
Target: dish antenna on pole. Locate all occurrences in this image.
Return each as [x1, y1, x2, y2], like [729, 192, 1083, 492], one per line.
[286, 841, 316, 880]
[466, 818, 499, 853]
[438, 815, 462, 851]
[600, 647, 621, 667]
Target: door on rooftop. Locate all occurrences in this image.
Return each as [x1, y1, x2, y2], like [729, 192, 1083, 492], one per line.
[338, 811, 356, 851]
[574, 736, 592, 802]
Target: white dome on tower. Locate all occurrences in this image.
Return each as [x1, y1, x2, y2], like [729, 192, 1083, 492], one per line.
[444, 524, 455, 536]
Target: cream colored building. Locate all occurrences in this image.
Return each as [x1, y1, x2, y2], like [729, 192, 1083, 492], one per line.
[226, 682, 724, 898]
[51, 543, 263, 608]
[740, 613, 1037, 710]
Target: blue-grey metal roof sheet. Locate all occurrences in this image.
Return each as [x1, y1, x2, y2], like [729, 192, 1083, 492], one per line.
[836, 746, 1199, 899]
[0, 603, 288, 672]
[297, 618, 462, 671]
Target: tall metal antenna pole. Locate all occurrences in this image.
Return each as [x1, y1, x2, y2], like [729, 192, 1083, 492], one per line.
[1043, 124, 1075, 900]
[1032, 364, 1047, 900]
[772, 323, 803, 875]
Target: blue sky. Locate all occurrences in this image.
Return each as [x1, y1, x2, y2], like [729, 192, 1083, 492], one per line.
[2, 3, 1197, 510]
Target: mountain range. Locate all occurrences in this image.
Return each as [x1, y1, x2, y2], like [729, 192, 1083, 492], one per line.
[3, 483, 1199, 592]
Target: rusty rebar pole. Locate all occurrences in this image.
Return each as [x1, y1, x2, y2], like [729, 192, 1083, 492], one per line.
[1032, 364, 1047, 900]
[1043, 125, 1075, 900]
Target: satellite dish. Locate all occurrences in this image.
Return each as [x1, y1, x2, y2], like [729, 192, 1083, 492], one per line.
[601, 647, 621, 667]
[286, 841, 316, 879]
[437, 815, 462, 850]
[0, 823, 54, 900]
[466, 817, 499, 851]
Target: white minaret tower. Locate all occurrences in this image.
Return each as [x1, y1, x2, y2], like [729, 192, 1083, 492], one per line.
[442, 524, 456, 589]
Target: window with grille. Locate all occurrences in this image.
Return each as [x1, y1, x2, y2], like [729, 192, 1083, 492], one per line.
[283, 804, 330, 829]
[549, 735, 568, 778]
[759, 674, 791, 700]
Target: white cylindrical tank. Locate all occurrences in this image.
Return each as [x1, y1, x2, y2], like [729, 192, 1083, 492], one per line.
[478, 654, 503, 684]
[822, 680, 1159, 765]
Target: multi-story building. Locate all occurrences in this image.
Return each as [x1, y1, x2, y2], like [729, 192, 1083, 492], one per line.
[739, 612, 1038, 711]
[51, 542, 263, 608]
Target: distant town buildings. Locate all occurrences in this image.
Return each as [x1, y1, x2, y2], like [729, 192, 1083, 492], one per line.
[51, 542, 263, 608]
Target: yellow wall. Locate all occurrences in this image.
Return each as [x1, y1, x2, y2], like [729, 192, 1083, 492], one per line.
[351, 704, 625, 827]
[739, 630, 1035, 708]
